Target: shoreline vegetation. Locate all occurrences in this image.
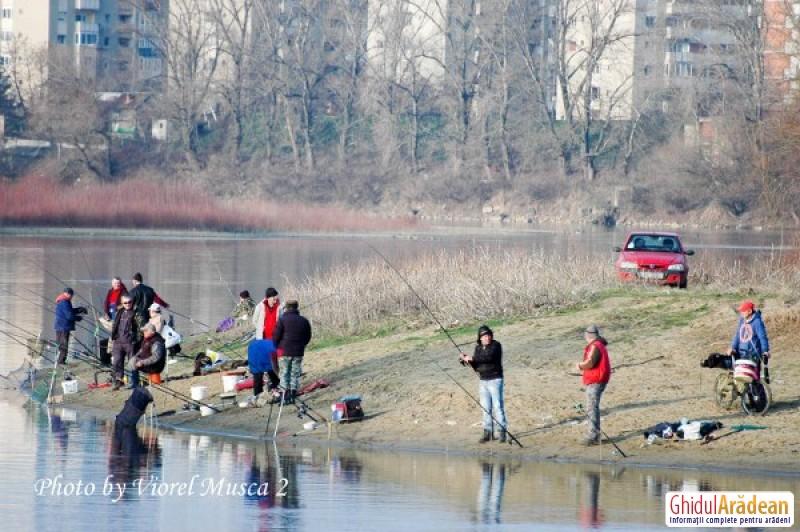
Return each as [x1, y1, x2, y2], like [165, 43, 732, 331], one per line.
[0, 175, 415, 233]
[46, 248, 800, 473]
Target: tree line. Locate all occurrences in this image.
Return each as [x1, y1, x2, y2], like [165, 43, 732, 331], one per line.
[1, 0, 798, 221]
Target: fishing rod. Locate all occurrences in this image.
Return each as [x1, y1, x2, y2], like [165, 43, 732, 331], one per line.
[574, 403, 627, 458]
[0, 286, 102, 342]
[22, 256, 104, 317]
[363, 241, 523, 448]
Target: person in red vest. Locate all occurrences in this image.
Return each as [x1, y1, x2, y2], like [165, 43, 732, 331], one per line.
[253, 287, 282, 380]
[576, 325, 611, 446]
[103, 276, 128, 321]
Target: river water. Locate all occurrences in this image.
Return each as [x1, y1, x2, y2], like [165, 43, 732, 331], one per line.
[0, 227, 798, 530]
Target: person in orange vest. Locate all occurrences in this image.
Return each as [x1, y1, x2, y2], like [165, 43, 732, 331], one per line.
[576, 325, 611, 446]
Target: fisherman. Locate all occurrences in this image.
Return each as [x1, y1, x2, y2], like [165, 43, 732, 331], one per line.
[253, 287, 281, 375]
[127, 273, 169, 328]
[54, 287, 87, 364]
[247, 339, 280, 398]
[727, 300, 770, 367]
[459, 325, 508, 443]
[103, 276, 128, 321]
[111, 295, 140, 390]
[128, 323, 166, 388]
[576, 325, 611, 446]
[233, 290, 256, 322]
[148, 303, 166, 333]
[272, 300, 311, 404]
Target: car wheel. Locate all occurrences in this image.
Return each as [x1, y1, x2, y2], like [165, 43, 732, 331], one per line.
[679, 278, 687, 289]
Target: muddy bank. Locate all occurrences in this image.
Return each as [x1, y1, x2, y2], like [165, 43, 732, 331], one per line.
[53, 290, 800, 474]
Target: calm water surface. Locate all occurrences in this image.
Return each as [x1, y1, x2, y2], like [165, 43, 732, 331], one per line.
[0, 227, 798, 530]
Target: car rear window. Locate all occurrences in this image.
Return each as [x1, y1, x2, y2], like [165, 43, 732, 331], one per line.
[626, 234, 681, 252]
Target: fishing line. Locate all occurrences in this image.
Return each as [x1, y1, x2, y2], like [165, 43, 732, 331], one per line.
[363, 241, 523, 448]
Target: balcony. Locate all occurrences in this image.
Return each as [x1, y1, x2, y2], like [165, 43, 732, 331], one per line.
[75, 0, 100, 10]
[76, 22, 100, 34]
[117, 21, 135, 34]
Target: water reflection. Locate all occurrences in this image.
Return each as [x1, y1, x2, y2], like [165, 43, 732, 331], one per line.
[579, 472, 603, 529]
[476, 461, 506, 525]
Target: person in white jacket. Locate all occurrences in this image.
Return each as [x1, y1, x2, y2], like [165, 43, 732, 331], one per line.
[253, 287, 282, 386]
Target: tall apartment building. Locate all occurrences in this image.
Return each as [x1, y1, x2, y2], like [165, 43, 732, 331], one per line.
[0, 0, 167, 94]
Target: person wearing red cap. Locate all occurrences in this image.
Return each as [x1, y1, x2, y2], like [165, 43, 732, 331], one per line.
[727, 300, 770, 365]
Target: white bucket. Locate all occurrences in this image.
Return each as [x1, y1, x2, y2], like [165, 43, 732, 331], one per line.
[191, 385, 208, 401]
[200, 405, 215, 417]
[303, 421, 317, 431]
[61, 380, 78, 395]
[222, 375, 240, 393]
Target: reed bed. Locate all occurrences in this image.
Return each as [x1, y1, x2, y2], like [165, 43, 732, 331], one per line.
[0, 175, 415, 232]
[285, 248, 800, 339]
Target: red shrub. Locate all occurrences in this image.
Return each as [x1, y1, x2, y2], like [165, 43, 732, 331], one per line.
[0, 176, 416, 232]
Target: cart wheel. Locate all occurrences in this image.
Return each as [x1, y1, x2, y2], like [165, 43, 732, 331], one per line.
[741, 381, 771, 416]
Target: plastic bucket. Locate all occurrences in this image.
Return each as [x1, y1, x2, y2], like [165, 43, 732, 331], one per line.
[191, 385, 208, 401]
[222, 374, 240, 393]
[200, 405, 215, 417]
[734, 359, 759, 383]
[61, 380, 78, 395]
[148, 373, 162, 385]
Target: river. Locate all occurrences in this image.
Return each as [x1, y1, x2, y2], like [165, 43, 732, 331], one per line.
[0, 226, 798, 530]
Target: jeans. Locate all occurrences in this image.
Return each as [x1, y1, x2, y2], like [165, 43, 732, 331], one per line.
[585, 383, 607, 440]
[479, 378, 507, 433]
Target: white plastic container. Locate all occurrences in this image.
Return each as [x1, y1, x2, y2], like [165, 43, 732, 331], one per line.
[191, 385, 208, 401]
[200, 405, 216, 417]
[61, 380, 78, 395]
[221, 375, 240, 393]
[303, 421, 317, 431]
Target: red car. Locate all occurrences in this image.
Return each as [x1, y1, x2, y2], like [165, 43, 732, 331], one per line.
[614, 232, 694, 288]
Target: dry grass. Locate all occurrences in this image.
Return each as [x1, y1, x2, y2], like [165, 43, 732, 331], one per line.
[0, 175, 415, 232]
[283, 248, 800, 339]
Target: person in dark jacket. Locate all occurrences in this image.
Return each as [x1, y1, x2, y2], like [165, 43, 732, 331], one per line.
[128, 324, 166, 388]
[111, 295, 140, 390]
[127, 273, 169, 328]
[54, 288, 87, 364]
[272, 300, 311, 404]
[459, 325, 508, 443]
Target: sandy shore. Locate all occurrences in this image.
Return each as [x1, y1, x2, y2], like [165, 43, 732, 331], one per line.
[53, 289, 800, 474]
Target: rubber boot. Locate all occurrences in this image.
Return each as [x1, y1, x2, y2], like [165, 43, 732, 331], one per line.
[286, 390, 296, 405]
[497, 431, 507, 444]
[479, 430, 492, 443]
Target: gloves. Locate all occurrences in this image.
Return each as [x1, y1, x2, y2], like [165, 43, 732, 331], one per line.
[75, 307, 88, 315]
[74, 315, 83, 322]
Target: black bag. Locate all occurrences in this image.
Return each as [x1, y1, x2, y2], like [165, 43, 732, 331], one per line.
[343, 397, 364, 421]
[98, 338, 111, 366]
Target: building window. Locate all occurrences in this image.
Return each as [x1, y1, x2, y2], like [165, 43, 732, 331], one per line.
[591, 86, 600, 100]
[76, 13, 87, 22]
[0, 55, 9, 66]
[643, 65, 652, 76]
[665, 16, 678, 27]
[675, 61, 693, 77]
[1, 8, 12, 19]
[76, 33, 98, 46]
[0, 31, 13, 42]
[119, 37, 131, 47]
[645, 16, 656, 28]
[57, 35, 66, 44]
[104, 37, 109, 46]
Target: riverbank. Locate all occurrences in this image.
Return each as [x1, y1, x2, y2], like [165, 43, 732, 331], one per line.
[53, 288, 800, 475]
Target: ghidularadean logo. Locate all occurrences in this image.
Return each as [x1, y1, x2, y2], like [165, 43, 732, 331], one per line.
[665, 491, 794, 528]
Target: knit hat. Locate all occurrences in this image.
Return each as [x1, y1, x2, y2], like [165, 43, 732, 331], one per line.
[265, 287, 279, 298]
[149, 303, 162, 312]
[133, 272, 143, 283]
[63, 287, 74, 296]
[240, 290, 250, 299]
[477, 325, 493, 342]
[585, 324, 600, 336]
[284, 300, 299, 310]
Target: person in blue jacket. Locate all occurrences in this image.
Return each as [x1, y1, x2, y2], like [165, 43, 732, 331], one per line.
[54, 287, 87, 364]
[247, 339, 280, 398]
[727, 299, 770, 365]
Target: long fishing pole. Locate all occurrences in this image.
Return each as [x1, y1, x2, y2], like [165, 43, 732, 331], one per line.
[363, 241, 523, 448]
[574, 403, 627, 458]
[23, 255, 103, 317]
